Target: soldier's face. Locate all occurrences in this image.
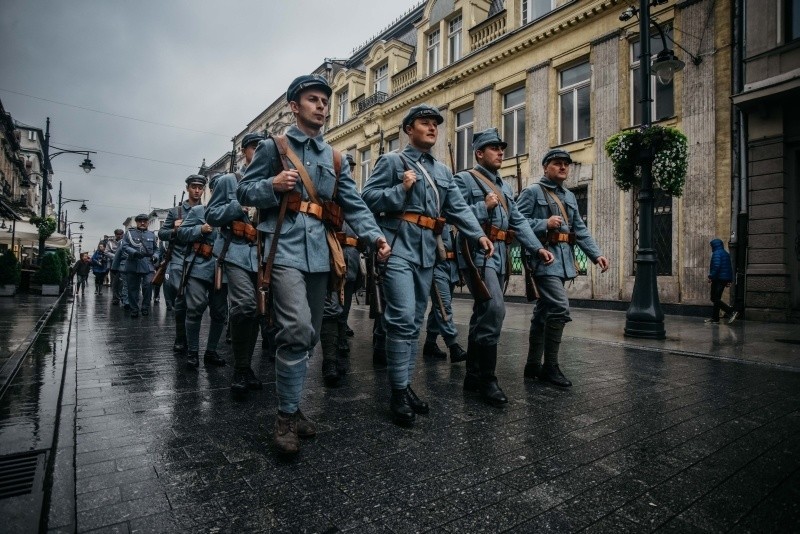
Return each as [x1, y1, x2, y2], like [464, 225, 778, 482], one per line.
[242, 144, 257, 165]
[406, 118, 438, 150]
[187, 183, 204, 202]
[543, 159, 570, 183]
[476, 145, 504, 171]
[291, 89, 329, 131]
[136, 219, 147, 230]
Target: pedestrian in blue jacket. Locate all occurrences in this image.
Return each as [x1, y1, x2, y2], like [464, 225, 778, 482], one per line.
[707, 238, 738, 324]
[90, 243, 110, 295]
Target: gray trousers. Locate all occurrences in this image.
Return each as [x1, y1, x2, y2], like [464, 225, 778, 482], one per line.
[184, 276, 228, 352]
[126, 271, 153, 312]
[163, 264, 182, 310]
[425, 260, 458, 346]
[464, 267, 506, 346]
[531, 276, 571, 327]
[225, 263, 258, 319]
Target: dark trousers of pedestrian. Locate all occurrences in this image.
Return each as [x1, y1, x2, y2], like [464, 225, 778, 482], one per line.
[76, 275, 88, 294]
[94, 272, 106, 294]
[126, 271, 153, 313]
[110, 270, 122, 303]
[710, 280, 733, 321]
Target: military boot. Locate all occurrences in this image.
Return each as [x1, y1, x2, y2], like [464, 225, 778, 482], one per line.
[406, 385, 429, 414]
[274, 411, 300, 455]
[320, 319, 340, 387]
[373, 333, 387, 368]
[463, 339, 481, 392]
[390, 388, 415, 425]
[541, 321, 571, 387]
[337, 322, 350, 354]
[479, 344, 508, 406]
[230, 368, 248, 395]
[448, 343, 467, 363]
[203, 350, 226, 367]
[296, 410, 317, 438]
[423, 340, 447, 359]
[524, 323, 545, 380]
[336, 322, 350, 376]
[173, 311, 187, 354]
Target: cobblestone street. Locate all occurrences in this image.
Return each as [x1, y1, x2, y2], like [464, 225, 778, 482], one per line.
[20, 293, 793, 533]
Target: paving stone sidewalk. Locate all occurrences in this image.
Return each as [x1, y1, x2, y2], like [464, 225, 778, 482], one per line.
[58, 295, 800, 532]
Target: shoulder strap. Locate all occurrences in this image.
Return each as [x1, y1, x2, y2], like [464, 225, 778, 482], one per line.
[467, 169, 509, 214]
[274, 134, 340, 205]
[332, 149, 342, 198]
[262, 134, 292, 287]
[538, 184, 570, 227]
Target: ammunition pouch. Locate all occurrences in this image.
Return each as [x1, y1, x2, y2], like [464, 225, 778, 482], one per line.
[546, 230, 576, 246]
[336, 232, 358, 248]
[395, 212, 446, 235]
[483, 223, 516, 244]
[230, 220, 257, 243]
[192, 242, 214, 259]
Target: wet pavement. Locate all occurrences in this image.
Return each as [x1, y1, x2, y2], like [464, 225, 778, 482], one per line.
[0, 294, 59, 372]
[1, 292, 800, 533]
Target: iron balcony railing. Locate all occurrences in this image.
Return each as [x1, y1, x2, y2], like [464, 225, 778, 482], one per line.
[358, 91, 388, 113]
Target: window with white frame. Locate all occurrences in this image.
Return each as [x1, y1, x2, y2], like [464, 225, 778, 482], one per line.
[630, 27, 675, 126]
[788, 0, 800, 42]
[337, 88, 349, 124]
[521, 0, 555, 24]
[448, 16, 462, 65]
[27, 131, 37, 141]
[373, 64, 388, 95]
[427, 29, 441, 75]
[455, 107, 474, 172]
[387, 137, 400, 153]
[502, 87, 526, 157]
[360, 147, 372, 180]
[559, 62, 591, 144]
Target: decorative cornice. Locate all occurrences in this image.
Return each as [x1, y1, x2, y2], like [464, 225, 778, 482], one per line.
[590, 29, 621, 47]
[675, 0, 705, 9]
[527, 60, 551, 73]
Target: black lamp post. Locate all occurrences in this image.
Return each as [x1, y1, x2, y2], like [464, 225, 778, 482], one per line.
[39, 117, 96, 259]
[57, 182, 89, 233]
[623, 0, 685, 339]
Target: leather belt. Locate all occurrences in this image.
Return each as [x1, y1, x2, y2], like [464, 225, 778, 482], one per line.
[394, 212, 445, 235]
[230, 220, 257, 243]
[546, 230, 576, 246]
[286, 191, 323, 220]
[483, 223, 516, 244]
[192, 242, 214, 258]
[336, 232, 358, 247]
[445, 251, 456, 260]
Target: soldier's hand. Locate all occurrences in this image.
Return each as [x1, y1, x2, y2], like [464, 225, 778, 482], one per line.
[485, 193, 499, 210]
[539, 248, 555, 265]
[274, 169, 299, 193]
[201, 223, 212, 234]
[376, 237, 391, 262]
[596, 256, 610, 273]
[402, 170, 417, 191]
[547, 216, 563, 229]
[174, 219, 183, 229]
[478, 236, 494, 258]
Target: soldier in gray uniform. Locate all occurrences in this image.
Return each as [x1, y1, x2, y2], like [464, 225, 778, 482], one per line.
[110, 231, 129, 308]
[517, 149, 609, 387]
[362, 104, 494, 425]
[206, 132, 264, 394]
[159, 175, 206, 353]
[105, 229, 124, 304]
[422, 223, 467, 363]
[238, 74, 390, 455]
[122, 214, 156, 318]
[175, 202, 228, 368]
[455, 129, 554, 405]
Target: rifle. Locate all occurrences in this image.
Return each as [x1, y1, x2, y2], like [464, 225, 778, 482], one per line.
[516, 159, 540, 301]
[364, 241, 384, 318]
[152, 191, 185, 286]
[379, 129, 385, 156]
[514, 154, 523, 200]
[214, 233, 232, 291]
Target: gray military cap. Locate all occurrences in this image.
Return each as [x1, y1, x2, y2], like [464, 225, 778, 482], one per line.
[185, 174, 208, 186]
[134, 213, 149, 222]
[541, 149, 573, 166]
[472, 128, 508, 152]
[286, 74, 332, 103]
[241, 132, 265, 149]
[402, 104, 444, 130]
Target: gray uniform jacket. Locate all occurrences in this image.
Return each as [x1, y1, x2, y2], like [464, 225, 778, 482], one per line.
[158, 201, 192, 269]
[516, 177, 602, 279]
[362, 145, 486, 269]
[111, 240, 127, 271]
[122, 228, 156, 273]
[342, 222, 360, 283]
[104, 238, 120, 267]
[176, 205, 219, 282]
[237, 126, 383, 273]
[437, 224, 460, 285]
[206, 172, 258, 273]
[454, 164, 545, 275]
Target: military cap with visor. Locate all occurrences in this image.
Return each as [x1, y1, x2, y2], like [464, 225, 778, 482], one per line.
[241, 132, 265, 149]
[541, 148, 573, 166]
[185, 174, 208, 186]
[402, 104, 444, 130]
[134, 213, 149, 222]
[472, 128, 508, 152]
[286, 74, 332, 103]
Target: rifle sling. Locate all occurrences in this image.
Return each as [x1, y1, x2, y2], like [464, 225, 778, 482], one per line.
[467, 169, 509, 214]
[539, 184, 570, 228]
[273, 135, 342, 207]
[262, 136, 291, 288]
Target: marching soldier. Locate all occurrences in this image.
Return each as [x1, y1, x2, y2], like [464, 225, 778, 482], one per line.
[422, 223, 467, 363]
[159, 175, 206, 353]
[454, 128, 553, 405]
[238, 74, 390, 455]
[362, 104, 494, 425]
[206, 132, 264, 394]
[176, 201, 228, 368]
[517, 148, 609, 387]
[122, 214, 157, 318]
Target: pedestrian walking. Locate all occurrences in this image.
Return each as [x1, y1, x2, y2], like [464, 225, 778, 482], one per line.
[454, 128, 554, 405]
[122, 214, 156, 318]
[517, 149, 609, 388]
[361, 104, 494, 425]
[706, 238, 738, 324]
[71, 252, 91, 295]
[91, 244, 110, 295]
[238, 74, 390, 455]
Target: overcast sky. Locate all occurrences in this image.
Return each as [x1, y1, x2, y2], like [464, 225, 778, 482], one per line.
[1, 0, 421, 251]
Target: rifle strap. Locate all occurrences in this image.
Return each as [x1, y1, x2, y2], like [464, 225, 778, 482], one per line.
[273, 135, 342, 205]
[539, 184, 570, 227]
[263, 136, 291, 288]
[467, 169, 509, 214]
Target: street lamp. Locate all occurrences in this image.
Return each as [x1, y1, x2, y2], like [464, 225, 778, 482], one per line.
[623, 0, 685, 340]
[39, 117, 97, 259]
[56, 181, 90, 232]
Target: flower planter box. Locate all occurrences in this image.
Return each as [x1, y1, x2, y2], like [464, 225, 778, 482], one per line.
[0, 284, 16, 297]
[41, 284, 60, 296]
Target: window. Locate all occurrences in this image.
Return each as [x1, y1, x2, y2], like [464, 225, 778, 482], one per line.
[337, 88, 349, 124]
[455, 107, 474, 171]
[360, 147, 372, 180]
[373, 64, 388, 95]
[522, 0, 554, 24]
[787, 0, 800, 42]
[27, 131, 37, 141]
[427, 29, 441, 75]
[502, 87, 526, 157]
[632, 187, 673, 276]
[387, 137, 400, 153]
[571, 186, 589, 275]
[559, 62, 591, 144]
[630, 27, 675, 125]
[448, 16, 462, 65]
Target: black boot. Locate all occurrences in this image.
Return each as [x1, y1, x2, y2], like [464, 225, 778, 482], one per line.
[406, 385, 429, 414]
[230, 368, 248, 395]
[390, 388, 415, 424]
[203, 350, 227, 366]
[524, 323, 545, 380]
[173, 310, 187, 353]
[337, 322, 350, 354]
[373, 334, 387, 368]
[186, 350, 199, 368]
[423, 340, 447, 358]
[322, 360, 339, 387]
[336, 321, 350, 375]
[463, 339, 481, 392]
[448, 343, 467, 363]
[320, 319, 340, 387]
[245, 368, 263, 390]
[479, 344, 508, 406]
[542, 321, 571, 387]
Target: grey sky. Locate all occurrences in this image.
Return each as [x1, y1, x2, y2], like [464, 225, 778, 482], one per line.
[1, 0, 420, 251]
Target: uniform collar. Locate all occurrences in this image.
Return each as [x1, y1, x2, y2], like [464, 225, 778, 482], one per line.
[475, 164, 502, 184]
[286, 125, 325, 152]
[539, 176, 566, 192]
[402, 144, 435, 164]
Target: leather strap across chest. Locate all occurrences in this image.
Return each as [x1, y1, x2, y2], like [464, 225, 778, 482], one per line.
[468, 169, 509, 214]
[539, 184, 570, 227]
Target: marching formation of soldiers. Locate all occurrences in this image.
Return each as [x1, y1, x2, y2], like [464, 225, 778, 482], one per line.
[119, 74, 607, 456]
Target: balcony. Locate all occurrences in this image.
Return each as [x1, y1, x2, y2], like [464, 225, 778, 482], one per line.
[470, 9, 507, 51]
[392, 64, 418, 93]
[357, 91, 388, 113]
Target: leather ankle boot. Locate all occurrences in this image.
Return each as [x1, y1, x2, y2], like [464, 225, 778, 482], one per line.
[390, 388, 415, 424]
[405, 385, 429, 414]
[274, 411, 300, 454]
[463, 339, 481, 392]
[423, 340, 447, 358]
[524, 323, 545, 379]
[186, 350, 199, 368]
[448, 343, 467, 363]
[479, 344, 508, 406]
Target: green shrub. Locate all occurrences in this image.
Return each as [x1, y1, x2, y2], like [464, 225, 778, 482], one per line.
[55, 249, 69, 281]
[0, 250, 21, 286]
[33, 253, 62, 285]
